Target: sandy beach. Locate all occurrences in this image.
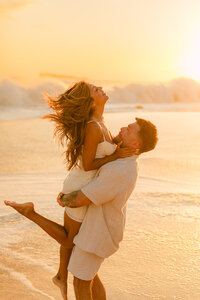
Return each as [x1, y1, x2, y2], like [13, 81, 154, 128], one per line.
[1, 112, 200, 300]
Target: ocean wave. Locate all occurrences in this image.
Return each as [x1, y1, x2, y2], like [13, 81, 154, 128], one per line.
[108, 78, 200, 103]
[0, 263, 56, 300]
[0, 78, 67, 107]
[1, 77, 200, 108]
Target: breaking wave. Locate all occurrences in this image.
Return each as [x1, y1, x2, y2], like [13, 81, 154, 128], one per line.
[1, 77, 200, 108]
[0, 78, 67, 107]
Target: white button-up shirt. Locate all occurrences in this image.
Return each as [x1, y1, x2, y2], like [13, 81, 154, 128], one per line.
[73, 155, 138, 258]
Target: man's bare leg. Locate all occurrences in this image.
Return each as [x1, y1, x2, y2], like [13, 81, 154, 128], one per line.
[92, 275, 106, 300]
[73, 277, 93, 300]
[4, 201, 68, 245]
[73, 274, 106, 300]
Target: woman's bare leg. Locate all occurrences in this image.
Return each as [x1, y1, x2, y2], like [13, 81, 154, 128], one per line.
[4, 201, 82, 300]
[52, 246, 72, 300]
[4, 200, 68, 245]
[53, 212, 81, 300]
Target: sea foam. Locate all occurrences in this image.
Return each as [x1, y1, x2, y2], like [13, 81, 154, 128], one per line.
[1, 77, 200, 109]
[0, 78, 67, 107]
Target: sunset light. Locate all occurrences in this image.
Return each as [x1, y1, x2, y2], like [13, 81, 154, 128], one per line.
[1, 0, 200, 84]
[1, 1, 200, 300]
[179, 30, 200, 81]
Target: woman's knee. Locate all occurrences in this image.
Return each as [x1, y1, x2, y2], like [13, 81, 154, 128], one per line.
[60, 224, 72, 247]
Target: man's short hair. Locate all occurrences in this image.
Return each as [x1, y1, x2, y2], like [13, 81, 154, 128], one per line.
[136, 117, 158, 153]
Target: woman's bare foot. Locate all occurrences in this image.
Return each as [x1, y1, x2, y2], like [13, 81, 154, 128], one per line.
[52, 275, 68, 300]
[4, 201, 35, 217]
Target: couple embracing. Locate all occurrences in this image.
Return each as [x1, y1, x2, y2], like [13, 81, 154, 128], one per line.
[5, 81, 158, 300]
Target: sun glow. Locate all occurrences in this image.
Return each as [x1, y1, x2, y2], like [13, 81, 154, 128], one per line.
[179, 31, 200, 81]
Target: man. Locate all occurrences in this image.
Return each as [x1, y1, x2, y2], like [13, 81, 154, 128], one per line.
[58, 117, 158, 300]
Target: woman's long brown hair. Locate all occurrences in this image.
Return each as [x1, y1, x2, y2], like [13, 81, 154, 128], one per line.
[43, 81, 94, 170]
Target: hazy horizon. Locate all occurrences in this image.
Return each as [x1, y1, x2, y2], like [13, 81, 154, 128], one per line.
[1, 72, 200, 88]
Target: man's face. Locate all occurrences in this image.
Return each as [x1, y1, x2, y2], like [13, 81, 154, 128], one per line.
[119, 122, 141, 150]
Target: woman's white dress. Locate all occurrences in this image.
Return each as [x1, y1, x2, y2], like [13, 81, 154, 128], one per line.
[62, 121, 116, 222]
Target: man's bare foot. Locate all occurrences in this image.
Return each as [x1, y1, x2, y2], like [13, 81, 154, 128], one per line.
[4, 201, 35, 217]
[52, 275, 68, 300]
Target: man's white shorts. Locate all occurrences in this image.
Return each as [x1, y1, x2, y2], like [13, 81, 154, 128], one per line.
[68, 246, 104, 281]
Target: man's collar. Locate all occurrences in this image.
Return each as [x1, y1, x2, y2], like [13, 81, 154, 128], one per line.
[118, 155, 138, 161]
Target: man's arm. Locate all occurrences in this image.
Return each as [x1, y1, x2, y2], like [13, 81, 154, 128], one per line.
[58, 191, 92, 208]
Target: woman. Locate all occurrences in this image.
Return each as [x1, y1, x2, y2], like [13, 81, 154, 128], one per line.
[4, 81, 135, 300]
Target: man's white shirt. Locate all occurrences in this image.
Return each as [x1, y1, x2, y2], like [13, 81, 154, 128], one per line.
[73, 155, 138, 258]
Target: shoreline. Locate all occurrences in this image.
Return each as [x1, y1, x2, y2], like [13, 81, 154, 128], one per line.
[1, 104, 200, 121]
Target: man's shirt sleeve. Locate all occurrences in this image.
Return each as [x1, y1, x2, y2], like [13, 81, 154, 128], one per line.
[81, 167, 123, 206]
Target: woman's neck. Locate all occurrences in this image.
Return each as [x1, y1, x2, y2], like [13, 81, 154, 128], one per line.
[91, 105, 105, 121]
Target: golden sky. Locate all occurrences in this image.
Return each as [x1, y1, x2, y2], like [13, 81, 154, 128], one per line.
[1, 0, 200, 83]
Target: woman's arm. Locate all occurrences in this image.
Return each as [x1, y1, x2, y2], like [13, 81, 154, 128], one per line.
[82, 122, 134, 171]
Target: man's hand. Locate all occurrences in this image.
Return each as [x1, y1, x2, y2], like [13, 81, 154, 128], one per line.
[113, 144, 138, 159]
[61, 191, 79, 207]
[57, 191, 79, 207]
[57, 191, 91, 208]
[57, 192, 65, 207]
